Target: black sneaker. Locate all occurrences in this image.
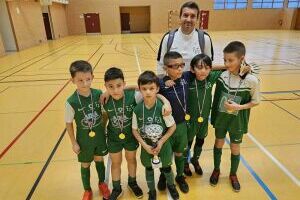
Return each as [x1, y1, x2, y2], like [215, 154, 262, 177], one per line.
[184, 163, 192, 176]
[191, 159, 203, 175]
[157, 173, 166, 191]
[229, 175, 241, 192]
[167, 184, 179, 200]
[175, 175, 189, 193]
[128, 181, 143, 199]
[209, 169, 220, 186]
[148, 190, 156, 200]
[109, 188, 123, 200]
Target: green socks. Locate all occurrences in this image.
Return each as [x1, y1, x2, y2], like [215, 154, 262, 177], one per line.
[95, 161, 105, 183]
[175, 155, 184, 177]
[230, 154, 240, 175]
[213, 146, 222, 170]
[81, 166, 91, 190]
[112, 180, 121, 190]
[145, 168, 155, 191]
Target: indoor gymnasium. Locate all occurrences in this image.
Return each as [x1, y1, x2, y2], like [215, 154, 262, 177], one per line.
[0, 0, 299, 200]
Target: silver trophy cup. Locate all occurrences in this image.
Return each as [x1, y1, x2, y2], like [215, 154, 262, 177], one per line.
[144, 124, 163, 167]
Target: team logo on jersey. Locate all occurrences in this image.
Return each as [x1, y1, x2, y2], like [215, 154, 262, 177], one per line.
[80, 111, 101, 128]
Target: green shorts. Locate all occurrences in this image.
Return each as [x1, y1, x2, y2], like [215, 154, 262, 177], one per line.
[170, 122, 188, 153]
[215, 128, 244, 144]
[140, 141, 173, 168]
[77, 132, 108, 163]
[187, 119, 209, 142]
[107, 139, 139, 153]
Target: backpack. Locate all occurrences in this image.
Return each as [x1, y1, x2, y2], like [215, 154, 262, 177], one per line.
[157, 28, 214, 61]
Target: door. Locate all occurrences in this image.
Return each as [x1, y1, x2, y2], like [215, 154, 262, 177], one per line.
[84, 13, 101, 33]
[42, 13, 52, 40]
[199, 10, 209, 30]
[295, 9, 300, 30]
[120, 13, 130, 32]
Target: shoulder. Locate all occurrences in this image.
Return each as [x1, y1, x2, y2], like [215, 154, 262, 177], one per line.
[66, 91, 77, 104]
[244, 74, 259, 87]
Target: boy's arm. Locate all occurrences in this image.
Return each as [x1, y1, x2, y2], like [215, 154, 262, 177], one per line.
[212, 65, 226, 71]
[66, 123, 80, 154]
[157, 94, 172, 116]
[65, 102, 80, 154]
[132, 113, 154, 155]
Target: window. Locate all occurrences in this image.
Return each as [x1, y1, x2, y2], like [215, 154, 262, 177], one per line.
[288, 0, 300, 8]
[252, 0, 284, 9]
[214, 0, 248, 10]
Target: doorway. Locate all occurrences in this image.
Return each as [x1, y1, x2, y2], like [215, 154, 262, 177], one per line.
[42, 13, 52, 40]
[84, 13, 101, 33]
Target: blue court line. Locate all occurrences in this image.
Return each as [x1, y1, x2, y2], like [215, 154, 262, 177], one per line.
[225, 138, 277, 200]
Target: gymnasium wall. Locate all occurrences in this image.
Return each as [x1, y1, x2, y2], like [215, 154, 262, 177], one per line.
[66, 0, 297, 35]
[49, 3, 68, 39]
[120, 6, 150, 33]
[0, 33, 5, 56]
[6, 1, 47, 50]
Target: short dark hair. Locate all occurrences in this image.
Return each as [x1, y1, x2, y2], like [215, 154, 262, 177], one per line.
[163, 51, 183, 65]
[104, 67, 124, 82]
[69, 60, 93, 78]
[180, 1, 200, 18]
[223, 41, 246, 57]
[190, 54, 212, 70]
[138, 71, 160, 87]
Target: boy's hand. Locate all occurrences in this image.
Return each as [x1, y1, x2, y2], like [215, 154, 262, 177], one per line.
[152, 141, 163, 155]
[144, 144, 154, 155]
[165, 80, 175, 87]
[72, 142, 81, 154]
[100, 91, 110, 104]
[162, 104, 172, 116]
[224, 100, 242, 111]
[239, 61, 250, 76]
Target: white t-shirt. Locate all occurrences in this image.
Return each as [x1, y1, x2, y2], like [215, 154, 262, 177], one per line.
[157, 27, 212, 75]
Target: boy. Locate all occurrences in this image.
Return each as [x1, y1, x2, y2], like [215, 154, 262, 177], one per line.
[158, 51, 190, 193]
[65, 60, 110, 200]
[210, 41, 260, 192]
[102, 67, 143, 200]
[132, 71, 180, 200]
[183, 54, 223, 176]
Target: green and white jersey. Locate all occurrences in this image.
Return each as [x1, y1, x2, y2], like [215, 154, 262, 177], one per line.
[132, 99, 175, 146]
[103, 90, 142, 143]
[65, 88, 104, 138]
[188, 71, 222, 121]
[211, 71, 260, 134]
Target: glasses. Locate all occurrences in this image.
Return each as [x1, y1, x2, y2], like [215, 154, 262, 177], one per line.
[166, 63, 185, 69]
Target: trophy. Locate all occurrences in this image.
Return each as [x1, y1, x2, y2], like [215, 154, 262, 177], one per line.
[144, 124, 163, 168]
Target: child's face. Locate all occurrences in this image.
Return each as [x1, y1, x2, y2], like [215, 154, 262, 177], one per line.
[191, 62, 211, 81]
[224, 52, 244, 74]
[164, 58, 184, 80]
[139, 83, 159, 100]
[72, 72, 93, 93]
[105, 78, 126, 100]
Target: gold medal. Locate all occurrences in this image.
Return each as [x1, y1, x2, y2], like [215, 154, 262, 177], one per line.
[227, 109, 234, 114]
[119, 133, 125, 140]
[185, 114, 191, 121]
[89, 131, 96, 137]
[198, 116, 204, 123]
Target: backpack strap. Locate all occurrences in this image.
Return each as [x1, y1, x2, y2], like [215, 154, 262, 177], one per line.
[156, 29, 178, 61]
[196, 29, 205, 54]
[204, 31, 214, 61]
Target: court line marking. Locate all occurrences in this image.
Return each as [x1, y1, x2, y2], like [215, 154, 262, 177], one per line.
[247, 133, 300, 187]
[134, 47, 142, 74]
[224, 138, 278, 200]
[26, 129, 66, 200]
[0, 44, 103, 160]
[0, 39, 79, 75]
[0, 40, 82, 81]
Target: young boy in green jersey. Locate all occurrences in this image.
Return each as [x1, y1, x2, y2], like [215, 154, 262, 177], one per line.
[210, 41, 260, 192]
[132, 71, 180, 200]
[183, 54, 223, 177]
[65, 60, 110, 200]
